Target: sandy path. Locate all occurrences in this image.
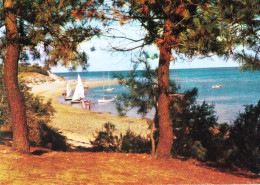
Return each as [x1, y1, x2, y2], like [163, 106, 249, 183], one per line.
[29, 78, 149, 148]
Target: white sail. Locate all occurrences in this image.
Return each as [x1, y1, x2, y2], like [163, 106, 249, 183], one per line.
[72, 74, 85, 101]
[66, 82, 73, 98]
[99, 72, 116, 103]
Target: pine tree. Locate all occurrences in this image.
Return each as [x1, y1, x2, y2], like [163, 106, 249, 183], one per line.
[0, 0, 105, 154]
[111, 0, 259, 158]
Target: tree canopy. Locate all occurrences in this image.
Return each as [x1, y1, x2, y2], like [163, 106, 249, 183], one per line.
[0, 0, 107, 68]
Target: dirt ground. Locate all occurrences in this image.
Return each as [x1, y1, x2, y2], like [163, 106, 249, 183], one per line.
[0, 145, 259, 184]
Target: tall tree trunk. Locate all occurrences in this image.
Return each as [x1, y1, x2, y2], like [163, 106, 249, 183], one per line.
[4, 0, 30, 154]
[155, 19, 174, 158]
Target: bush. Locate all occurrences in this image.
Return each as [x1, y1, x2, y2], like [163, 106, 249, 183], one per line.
[91, 122, 121, 152]
[227, 101, 260, 173]
[91, 122, 151, 153]
[40, 123, 68, 151]
[170, 87, 221, 161]
[18, 63, 49, 76]
[121, 130, 150, 153]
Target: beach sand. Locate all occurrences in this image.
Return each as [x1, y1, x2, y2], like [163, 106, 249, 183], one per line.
[28, 74, 149, 148]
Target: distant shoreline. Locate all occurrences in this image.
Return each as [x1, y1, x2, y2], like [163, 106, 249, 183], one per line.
[52, 66, 240, 74]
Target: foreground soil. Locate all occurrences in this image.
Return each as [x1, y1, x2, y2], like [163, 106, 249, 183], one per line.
[0, 145, 259, 184]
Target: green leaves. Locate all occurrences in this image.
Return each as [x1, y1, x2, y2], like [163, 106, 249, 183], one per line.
[0, 0, 106, 71]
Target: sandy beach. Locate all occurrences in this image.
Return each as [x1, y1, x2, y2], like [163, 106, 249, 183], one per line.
[28, 73, 149, 148]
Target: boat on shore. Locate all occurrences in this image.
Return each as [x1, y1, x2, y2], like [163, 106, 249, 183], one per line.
[65, 82, 73, 100]
[71, 74, 87, 103]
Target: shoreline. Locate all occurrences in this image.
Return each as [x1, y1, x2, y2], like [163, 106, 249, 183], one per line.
[29, 74, 149, 148]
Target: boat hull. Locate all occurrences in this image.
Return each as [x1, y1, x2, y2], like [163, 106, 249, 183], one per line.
[98, 96, 117, 103]
[106, 88, 114, 92]
[212, 85, 223, 88]
[71, 100, 87, 104]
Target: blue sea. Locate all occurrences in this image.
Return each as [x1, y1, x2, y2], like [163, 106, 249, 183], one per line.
[55, 67, 260, 123]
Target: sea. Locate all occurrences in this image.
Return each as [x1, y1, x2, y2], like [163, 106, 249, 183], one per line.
[54, 67, 260, 124]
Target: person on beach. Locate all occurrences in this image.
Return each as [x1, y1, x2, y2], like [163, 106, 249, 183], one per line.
[62, 90, 66, 97]
[85, 101, 91, 110]
[81, 99, 91, 110]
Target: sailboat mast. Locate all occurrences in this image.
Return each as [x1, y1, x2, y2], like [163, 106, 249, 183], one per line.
[103, 72, 105, 99]
[108, 72, 110, 89]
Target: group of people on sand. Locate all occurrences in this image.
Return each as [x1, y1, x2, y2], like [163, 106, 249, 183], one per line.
[80, 99, 95, 110]
[62, 90, 95, 110]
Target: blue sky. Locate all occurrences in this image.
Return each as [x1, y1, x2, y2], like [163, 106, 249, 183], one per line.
[51, 34, 240, 72]
[51, 44, 240, 73]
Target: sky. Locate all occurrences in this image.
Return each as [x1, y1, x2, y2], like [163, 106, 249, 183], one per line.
[50, 41, 240, 73]
[50, 32, 240, 73]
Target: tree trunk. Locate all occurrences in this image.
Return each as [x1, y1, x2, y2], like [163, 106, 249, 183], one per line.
[155, 19, 174, 158]
[4, 0, 30, 154]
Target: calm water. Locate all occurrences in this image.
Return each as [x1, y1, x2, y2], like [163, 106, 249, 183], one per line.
[55, 67, 260, 123]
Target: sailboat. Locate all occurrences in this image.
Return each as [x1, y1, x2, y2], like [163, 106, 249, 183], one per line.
[98, 95, 117, 103]
[106, 72, 114, 92]
[98, 72, 117, 103]
[65, 82, 73, 100]
[71, 74, 86, 103]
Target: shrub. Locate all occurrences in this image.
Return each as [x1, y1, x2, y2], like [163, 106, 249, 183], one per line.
[227, 101, 260, 173]
[170, 88, 220, 161]
[91, 122, 151, 153]
[121, 130, 150, 153]
[91, 122, 121, 152]
[18, 63, 49, 76]
[40, 123, 68, 151]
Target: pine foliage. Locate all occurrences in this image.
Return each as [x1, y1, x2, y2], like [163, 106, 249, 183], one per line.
[0, 0, 106, 69]
[218, 0, 260, 70]
[110, 0, 251, 57]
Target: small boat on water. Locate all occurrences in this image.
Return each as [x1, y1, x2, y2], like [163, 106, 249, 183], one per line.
[71, 74, 87, 103]
[212, 85, 223, 88]
[98, 95, 117, 103]
[98, 72, 117, 103]
[106, 88, 115, 92]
